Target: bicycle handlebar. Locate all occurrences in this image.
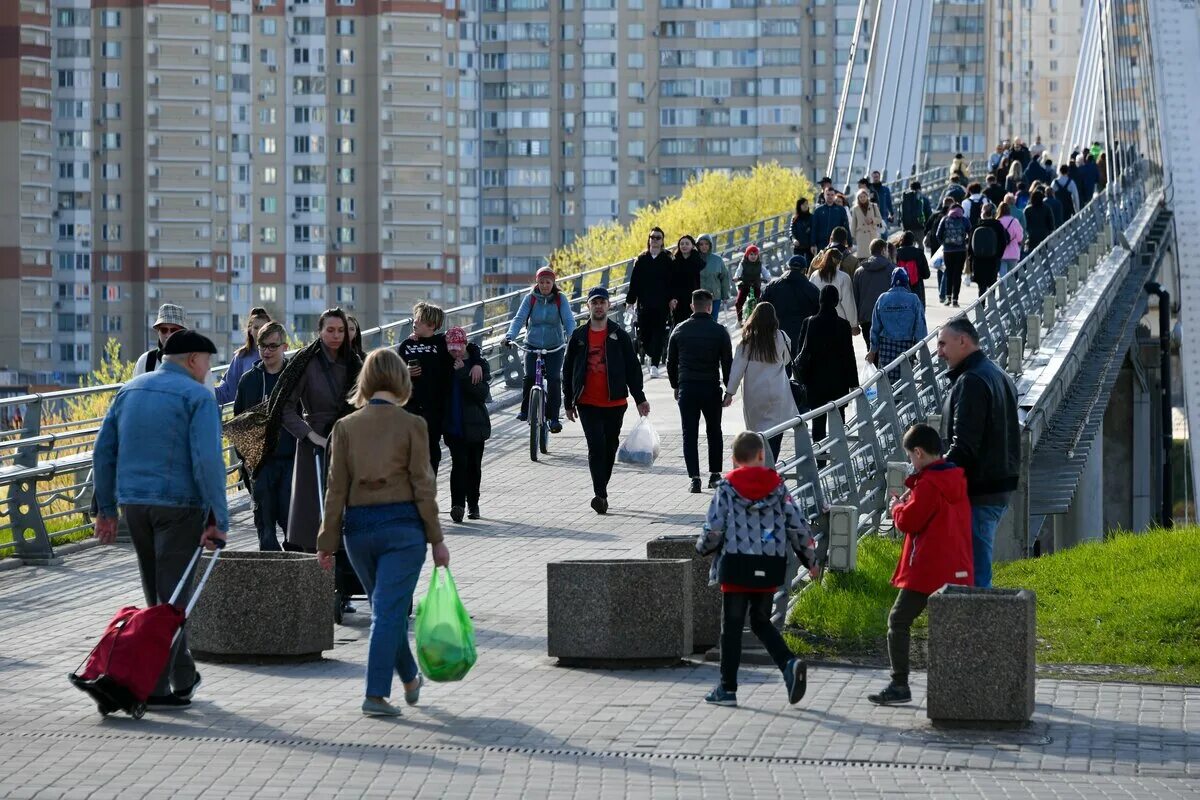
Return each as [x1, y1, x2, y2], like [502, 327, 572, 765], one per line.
[505, 341, 569, 356]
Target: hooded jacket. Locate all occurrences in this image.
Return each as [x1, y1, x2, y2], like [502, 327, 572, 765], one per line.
[695, 466, 817, 588]
[505, 287, 576, 349]
[871, 280, 927, 353]
[852, 255, 894, 327]
[761, 258, 820, 350]
[891, 459, 975, 594]
[696, 234, 730, 301]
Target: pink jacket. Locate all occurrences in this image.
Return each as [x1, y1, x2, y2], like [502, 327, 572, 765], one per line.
[999, 216, 1023, 261]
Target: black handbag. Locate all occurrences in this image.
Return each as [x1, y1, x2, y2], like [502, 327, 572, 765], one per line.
[789, 379, 809, 412]
[717, 552, 787, 589]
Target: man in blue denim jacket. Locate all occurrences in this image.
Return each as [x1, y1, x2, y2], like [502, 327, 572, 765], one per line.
[93, 330, 228, 708]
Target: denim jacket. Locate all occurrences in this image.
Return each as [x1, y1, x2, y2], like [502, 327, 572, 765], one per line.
[871, 286, 928, 348]
[94, 361, 230, 530]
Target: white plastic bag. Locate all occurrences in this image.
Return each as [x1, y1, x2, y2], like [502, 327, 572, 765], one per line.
[859, 361, 881, 403]
[930, 246, 945, 273]
[617, 417, 661, 467]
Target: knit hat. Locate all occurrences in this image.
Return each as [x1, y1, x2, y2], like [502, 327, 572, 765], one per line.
[587, 286, 610, 301]
[152, 303, 187, 330]
[787, 254, 808, 271]
[891, 267, 910, 288]
[535, 266, 556, 281]
[161, 330, 216, 355]
[744, 244, 760, 258]
[445, 326, 468, 347]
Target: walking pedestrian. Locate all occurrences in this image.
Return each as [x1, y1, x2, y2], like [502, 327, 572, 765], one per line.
[894, 231, 930, 308]
[812, 186, 846, 251]
[346, 314, 366, 361]
[670, 235, 705, 327]
[794, 286, 859, 443]
[442, 327, 491, 524]
[850, 189, 885, 256]
[935, 204, 970, 306]
[133, 303, 187, 376]
[733, 244, 765, 325]
[397, 302, 450, 472]
[504, 266, 575, 432]
[1023, 189, 1056, 252]
[790, 198, 814, 258]
[667, 290, 733, 493]
[900, 181, 931, 241]
[870, 170, 894, 226]
[626, 226, 674, 378]
[316, 347, 449, 718]
[949, 152, 970, 180]
[93, 329, 228, 708]
[697, 432, 818, 708]
[563, 286, 650, 515]
[724, 302, 797, 462]
[696, 234, 731, 319]
[761, 254, 820, 358]
[997, 202, 1024, 278]
[215, 307, 272, 404]
[868, 269, 927, 380]
[967, 204, 1008, 297]
[1052, 165, 1080, 218]
[808, 249, 858, 332]
[232, 321, 294, 551]
[936, 318, 1020, 588]
[852, 239, 895, 349]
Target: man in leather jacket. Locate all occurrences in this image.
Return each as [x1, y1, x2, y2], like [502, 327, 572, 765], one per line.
[936, 318, 1020, 588]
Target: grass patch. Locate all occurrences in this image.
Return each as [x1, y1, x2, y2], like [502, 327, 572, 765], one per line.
[786, 527, 1200, 684]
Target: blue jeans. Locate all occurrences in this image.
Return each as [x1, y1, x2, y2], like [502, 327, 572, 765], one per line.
[970, 504, 1007, 588]
[1000, 259, 1019, 278]
[341, 502, 427, 698]
[521, 348, 565, 422]
[251, 455, 292, 551]
[711, 299, 723, 319]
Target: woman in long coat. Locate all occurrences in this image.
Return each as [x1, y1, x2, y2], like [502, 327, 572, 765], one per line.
[849, 189, 885, 256]
[794, 285, 859, 444]
[724, 302, 797, 463]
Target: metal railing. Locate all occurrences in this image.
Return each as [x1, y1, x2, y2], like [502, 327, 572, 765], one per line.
[764, 160, 1162, 626]
[0, 162, 963, 562]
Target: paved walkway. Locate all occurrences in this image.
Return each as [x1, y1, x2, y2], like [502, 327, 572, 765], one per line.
[4, 279, 1199, 799]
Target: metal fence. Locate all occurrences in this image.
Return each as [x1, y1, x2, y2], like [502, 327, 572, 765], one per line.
[0, 162, 962, 562]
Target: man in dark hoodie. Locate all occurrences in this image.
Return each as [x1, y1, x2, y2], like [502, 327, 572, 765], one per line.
[761, 254, 820, 358]
[852, 239, 895, 349]
[900, 181, 931, 240]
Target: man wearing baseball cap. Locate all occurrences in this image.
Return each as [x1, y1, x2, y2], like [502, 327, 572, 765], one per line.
[563, 286, 649, 514]
[94, 329, 228, 707]
[133, 303, 188, 376]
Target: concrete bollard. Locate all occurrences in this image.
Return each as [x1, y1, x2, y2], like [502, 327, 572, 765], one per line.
[825, 505, 859, 572]
[1042, 294, 1056, 328]
[1007, 335, 1024, 376]
[1077, 253, 1090, 278]
[1055, 276, 1068, 307]
[1067, 264, 1079, 293]
[1026, 314, 1041, 351]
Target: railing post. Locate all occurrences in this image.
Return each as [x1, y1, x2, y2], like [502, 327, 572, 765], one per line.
[7, 397, 58, 565]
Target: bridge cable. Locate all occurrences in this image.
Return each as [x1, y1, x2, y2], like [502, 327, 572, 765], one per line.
[845, 0, 887, 190]
[879, 0, 919, 180]
[865, 0, 902, 177]
[916, 0, 948, 171]
[826, 0, 872, 185]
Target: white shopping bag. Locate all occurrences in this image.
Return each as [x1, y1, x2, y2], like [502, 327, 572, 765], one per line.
[859, 361, 882, 403]
[930, 246, 945, 273]
[617, 417, 661, 467]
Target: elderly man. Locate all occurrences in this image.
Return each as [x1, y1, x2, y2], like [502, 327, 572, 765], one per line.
[133, 303, 188, 375]
[93, 330, 229, 708]
[936, 318, 1020, 588]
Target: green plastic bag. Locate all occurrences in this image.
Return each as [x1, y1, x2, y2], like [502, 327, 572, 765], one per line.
[414, 567, 477, 682]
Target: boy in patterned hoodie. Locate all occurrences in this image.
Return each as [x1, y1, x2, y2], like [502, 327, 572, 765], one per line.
[696, 432, 820, 707]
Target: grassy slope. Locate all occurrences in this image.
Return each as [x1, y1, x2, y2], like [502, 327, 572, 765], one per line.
[786, 527, 1200, 684]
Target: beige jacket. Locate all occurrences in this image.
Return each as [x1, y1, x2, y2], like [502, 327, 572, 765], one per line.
[317, 403, 443, 553]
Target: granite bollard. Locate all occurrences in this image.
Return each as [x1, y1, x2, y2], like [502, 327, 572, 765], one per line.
[926, 585, 1037, 725]
[189, 550, 334, 662]
[646, 535, 720, 652]
[547, 559, 692, 666]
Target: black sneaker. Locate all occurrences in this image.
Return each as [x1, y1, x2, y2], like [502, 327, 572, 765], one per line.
[867, 682, 912, 706]
[450, 505, 464, 523]
[689, 477, 702, 493]
[467, 503, 480, 520]
[590, 496, 608, 515]
[174, 672, 202, 701]
[708, 472, 722, 489]
[784, 657, 807, 704]
[704, 686, 738, 707]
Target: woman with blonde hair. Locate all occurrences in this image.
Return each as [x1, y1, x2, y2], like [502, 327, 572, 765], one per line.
[318, 347, 450, 717]
[723, 302, 797, 462]
[215, 307, 272, 404]
[849, 189, 884, 256]
[808, 248, 858, 334]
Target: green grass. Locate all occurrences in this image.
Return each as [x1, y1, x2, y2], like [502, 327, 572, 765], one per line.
[785, 527, 1200, 685]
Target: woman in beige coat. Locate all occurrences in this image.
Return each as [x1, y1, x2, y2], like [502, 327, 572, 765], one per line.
[849, 189, 885, 256]
[723, 302, 797, 463]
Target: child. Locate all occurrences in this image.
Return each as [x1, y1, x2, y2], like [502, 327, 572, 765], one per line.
[868, 423, 974, 706]
[733, 245, 764, 324]
[396, 302, 450, 473]
[443, 326, 491, 523]
[696, 431, 819, 708]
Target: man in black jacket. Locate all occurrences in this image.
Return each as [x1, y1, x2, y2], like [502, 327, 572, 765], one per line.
[667, 290, 733, 493]
[564, 286, 650, 514]
[762, 255, 820, 358]
[937, 318, 1020, 588]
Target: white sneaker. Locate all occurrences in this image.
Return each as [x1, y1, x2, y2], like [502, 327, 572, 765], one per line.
[650, 366, 661, 379]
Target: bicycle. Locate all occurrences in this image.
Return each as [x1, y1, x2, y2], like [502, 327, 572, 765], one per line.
[505, 341, 568, 462]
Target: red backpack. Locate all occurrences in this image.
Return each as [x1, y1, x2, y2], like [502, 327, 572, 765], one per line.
[897, 257, 921, 289]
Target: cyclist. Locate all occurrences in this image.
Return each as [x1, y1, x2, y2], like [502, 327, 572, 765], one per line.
[504, 265, 576, 433]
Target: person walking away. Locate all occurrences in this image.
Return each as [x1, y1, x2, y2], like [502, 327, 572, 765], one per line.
[697, 432, 818, 708]
[936, 319, 1020, 588]
[867, 424, 973, 706]
[316, 348, 449, 718]
[696, 234, 731, 319]
[949, 153, 970, 180]
[868, 269, 927, 380]
[1023, 190, 1056, 252]
[1004, 191, 1028, 239]
[794, 286, 859, 444]
[924, 196, 955, 304]
[1052, 165, 1080, 218]
[733, 244, 765, 324]
[667, 290, 733, 493]
[870, 170, 894, 225]
[900, 181, 931, 241]
[1030, 135, 1045, 161]
[967, 204, 1007, 298]
[626, 226, 674, 378]
[894, 231, 930, 308]
[808, 249, 858, 333]
[397, 302, 450, 472]
[997, 202, 1024, 278]
[935, 205, 970, 306]
[233, 321, 294, 551]
[1005, 160, 1023, 195]
[944, 175, 967, 204]
[852, 239, 895, 349]
[563, 287, 650, 514]
[1043, 183, 1066, 229]
[850, 189, 884, 256]
[724, 302, 797, 460]
[504, 265, 575, 432]
[761, 254, 820, 359]
[215, 307, 271, 404]
[345, 314, 366, 361]
[134, 304, 188, 376]
[669, 235, 705, 327]
[93, 330, 228, 708]
[790, 198, 814, 258]
[1078, 152, 1100, 207]
[442, 327, 491, 523]
[822, 227, 861, 281]
[961, 183, 986, 230]
[812, 186, 846, 254]
[984, 174, 1007, 208]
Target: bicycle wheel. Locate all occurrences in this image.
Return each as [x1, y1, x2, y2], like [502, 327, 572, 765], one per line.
[539, 420, 549, 455]
[529, 387, 544, 462]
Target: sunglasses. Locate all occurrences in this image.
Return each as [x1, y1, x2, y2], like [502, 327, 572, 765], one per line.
[649, 235, 663, 241]
[260, 342, 283, 351]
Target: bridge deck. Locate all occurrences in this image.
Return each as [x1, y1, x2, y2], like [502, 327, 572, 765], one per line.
[2, 280, 1197, 799]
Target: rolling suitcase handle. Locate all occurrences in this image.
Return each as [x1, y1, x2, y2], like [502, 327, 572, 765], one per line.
[167, 540, 225, 616]
[314, 447, 325, 522]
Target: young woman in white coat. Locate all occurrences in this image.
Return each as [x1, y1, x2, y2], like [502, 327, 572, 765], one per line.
[723, 302, 798, 462]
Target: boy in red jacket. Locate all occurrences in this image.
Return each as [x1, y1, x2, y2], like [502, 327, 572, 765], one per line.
[868, 423, 973, 706]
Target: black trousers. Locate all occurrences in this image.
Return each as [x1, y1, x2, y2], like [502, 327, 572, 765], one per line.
[251, 455, 292, 551]
[445, 436, 485, 509]
[423, 415, 444, 475]
[637, 310, 669, 367]
[578, 403, 627, 499]
[943, 250, 967, 302]
[861, 320, 872, 350]
[719, 591, 795, 693]
[678, 381, 723, 478]
[810, 405, 848, 446]
[887, 588, 930, 685]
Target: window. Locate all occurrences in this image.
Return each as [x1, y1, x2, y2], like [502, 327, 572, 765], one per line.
[336, 168, 355, 184]
[336, 19, 355, 35]
[262, 167, 277, 184]
[336, 79, 355, 95]
[336, 256, 355, 273]
[259, 286, 277, 303]
[336, 286, 355, 303]
[260, 226, 277, 244]
[101, 254, 122, 271]
[628, 52, 644, 69]
[336, 137, 354, 154]
[260, 256, 277, 274]
[294, 285, 326, 301]
[101, 72, 120, 89]
[336, 226, 355, 244]
[259, 137, 277, 154]
[336, 108, 355, 124]
[336, 49, 354, 65]
[260, 197, 277, 213]
[103, 103, 120, 119]
[101, 41, 121, 58]
[101, 11, 121, 27]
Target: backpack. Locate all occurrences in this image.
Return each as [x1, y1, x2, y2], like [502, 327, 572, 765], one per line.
[901, 193, 925, 229]
[941, 218, 967, 249]
[143, 348, 161, 373]
[897, 257, 921, 288]
[967, 198, 984, 229]
[970, 224, 1000, 260]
